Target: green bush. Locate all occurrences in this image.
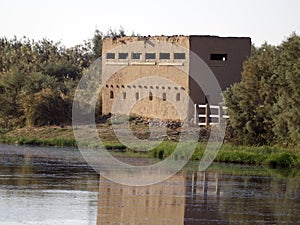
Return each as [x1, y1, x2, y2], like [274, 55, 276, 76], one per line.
[266, 152, 298, 168]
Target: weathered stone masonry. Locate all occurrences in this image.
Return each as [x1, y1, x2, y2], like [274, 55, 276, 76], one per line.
[101, 35, 251, 121]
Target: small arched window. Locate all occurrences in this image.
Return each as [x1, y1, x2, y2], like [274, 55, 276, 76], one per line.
[135, 92, 139, 100]
[176, 93, 180, 101]
[149, 92, 153, 101]
[110, 90, 114, 99]
[123, 92, 126, 100]
[162, 93, 166, 101]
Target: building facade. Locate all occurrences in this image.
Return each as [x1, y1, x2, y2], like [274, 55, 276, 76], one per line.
[101, 35, 251, 121]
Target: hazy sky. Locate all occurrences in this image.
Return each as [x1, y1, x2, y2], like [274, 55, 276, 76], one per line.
[0, 0, 299, 47]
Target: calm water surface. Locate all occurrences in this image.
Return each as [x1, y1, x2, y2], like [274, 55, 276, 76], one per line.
[0, 144, 299, 225]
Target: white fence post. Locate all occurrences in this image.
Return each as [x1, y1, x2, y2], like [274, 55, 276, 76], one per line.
[195, 104, 229, 127]
[218, 105, 221, 124]
[194, 104, 197, 125]
[205, 104, 209, 127]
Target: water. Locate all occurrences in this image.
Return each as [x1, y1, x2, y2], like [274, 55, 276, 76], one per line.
[0, 144, 299, 225]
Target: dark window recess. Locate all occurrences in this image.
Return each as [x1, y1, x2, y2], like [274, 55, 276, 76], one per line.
[210, 54, 227, 61]
[106, 53, 115, 59]
[149, 92, 153, 101]
[132, 52, 142, 59]
[176, 93, 180, 101]
[174, 53, 185, 59]
[159, 53, 170, 60]
[162, 93, 166, 101]
[110, 91, 114, 99]
[145, 53, 156, 60]
[123, 92, 126, 99]
[119, 53, 128, 59]
[135, 92, 139, 100]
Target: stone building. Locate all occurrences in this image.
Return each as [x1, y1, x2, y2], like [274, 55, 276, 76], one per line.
[101, 35, 251, 121]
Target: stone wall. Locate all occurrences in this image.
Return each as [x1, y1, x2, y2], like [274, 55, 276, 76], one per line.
[102, 36, 191, 121]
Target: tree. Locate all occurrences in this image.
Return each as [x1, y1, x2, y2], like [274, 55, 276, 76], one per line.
[0, 70, 26, 127]
[225, 33, 300, 147]
[23, 88, 70, 126]
[92, 29, 103, 59]
[224, 44, 278, 145]
[271, 33, 300, 145]
[0, 28, 128, 128]
[0, 36, 93, 128]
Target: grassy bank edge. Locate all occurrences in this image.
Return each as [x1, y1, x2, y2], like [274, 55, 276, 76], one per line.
[147, 141, 300, 169]
[1, 133, 299, 169]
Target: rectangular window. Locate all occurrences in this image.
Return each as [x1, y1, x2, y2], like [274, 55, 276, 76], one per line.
[210, 53, 227, 61]
[159, 53, 170, 60]
[106, 53, 115, 59]
[174, 53, 185, 59]
[145, 53, 156, 60]
[119, 53, 128, 59]
[132, 52, 142, 60]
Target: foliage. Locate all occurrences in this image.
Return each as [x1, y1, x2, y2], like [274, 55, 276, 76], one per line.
[0, 37, 87, 127]
[92, 29, 103, 59]
[225, 33, 300, 147]
[0, 28, 128, 128]
[0, 27, 130, 128]
[271, 34, 300, 145]
[266, 152, 298, 168]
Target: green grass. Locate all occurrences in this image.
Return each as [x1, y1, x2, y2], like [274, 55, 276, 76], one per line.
[148, 142, 300, 169]
[1, 125, 300, 169]
[0, 135, 77, 147]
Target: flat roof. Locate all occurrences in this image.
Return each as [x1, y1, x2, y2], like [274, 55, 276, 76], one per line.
[103, 35, 251, 40]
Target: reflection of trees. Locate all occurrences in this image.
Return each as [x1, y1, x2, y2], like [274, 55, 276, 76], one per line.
[220, 175, 278, 224]
[1, 146, 300, 225]
[94, 169, 300, 225]
[0, 147, 99, 192]
[214, 170, 300, 224]
[271, 177, 300, 224]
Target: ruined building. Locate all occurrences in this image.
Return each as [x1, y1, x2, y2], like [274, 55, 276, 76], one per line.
[101, 35, 251, 121]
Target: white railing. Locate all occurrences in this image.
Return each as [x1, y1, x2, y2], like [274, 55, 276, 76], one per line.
[194, 104, 229, 126]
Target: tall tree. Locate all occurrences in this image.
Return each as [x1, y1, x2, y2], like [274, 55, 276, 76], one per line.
[225, 33, 300, 146]
[92, 29, 103, 59]
[224, 44, 278, 145]
[271, 33, 300, 145]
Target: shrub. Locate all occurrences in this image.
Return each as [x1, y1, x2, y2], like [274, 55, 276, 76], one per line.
[266, 152, 298, 168]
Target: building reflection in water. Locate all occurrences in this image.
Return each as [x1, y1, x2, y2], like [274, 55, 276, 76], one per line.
[97, 171, 225, 225]
[1, 147, 299, 225]
[97, 174, 186, 225]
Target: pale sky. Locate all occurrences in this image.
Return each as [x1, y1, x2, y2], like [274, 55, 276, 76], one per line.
[0, 0, 299, 47]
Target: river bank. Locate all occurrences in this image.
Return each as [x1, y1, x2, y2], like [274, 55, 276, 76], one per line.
[0, 125, 299, 169]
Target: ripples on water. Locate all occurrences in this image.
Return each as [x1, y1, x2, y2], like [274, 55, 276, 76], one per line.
[0, 144, 299, 225]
